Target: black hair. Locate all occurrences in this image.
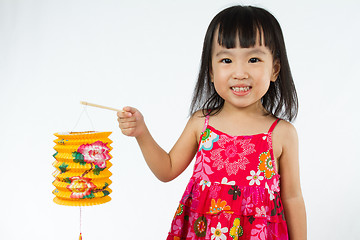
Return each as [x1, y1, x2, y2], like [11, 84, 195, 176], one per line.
[190, 5, 298, 122]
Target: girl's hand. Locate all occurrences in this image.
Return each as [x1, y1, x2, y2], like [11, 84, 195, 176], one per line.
[117, 106, 146, 137]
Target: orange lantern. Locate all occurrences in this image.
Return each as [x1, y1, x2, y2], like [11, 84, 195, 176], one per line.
[52, 131, 113, 206]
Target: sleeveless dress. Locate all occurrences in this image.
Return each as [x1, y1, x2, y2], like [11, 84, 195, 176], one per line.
[166, 116, 289, 240]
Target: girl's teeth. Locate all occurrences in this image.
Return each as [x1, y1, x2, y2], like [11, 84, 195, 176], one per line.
[232, 86, 250, 92]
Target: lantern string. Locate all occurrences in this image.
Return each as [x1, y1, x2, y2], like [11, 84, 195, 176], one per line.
[72, 105, 95, 133]
[80, 207, 83, 240]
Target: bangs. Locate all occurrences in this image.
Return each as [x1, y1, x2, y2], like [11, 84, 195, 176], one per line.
[216, 6, 277, 56]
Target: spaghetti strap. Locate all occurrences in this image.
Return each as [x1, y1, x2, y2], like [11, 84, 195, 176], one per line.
[201, 114, 210, 132]
[268, 118, 280, 134]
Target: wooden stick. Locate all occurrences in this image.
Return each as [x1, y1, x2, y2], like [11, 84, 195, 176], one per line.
[80, 101, 123, 112]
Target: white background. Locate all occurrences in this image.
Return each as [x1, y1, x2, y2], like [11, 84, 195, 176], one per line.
[1, 0, 359, 239]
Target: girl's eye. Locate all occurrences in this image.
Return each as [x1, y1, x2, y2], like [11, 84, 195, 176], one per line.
[221, 58, 232, 64]
[249, 58, 260, 63]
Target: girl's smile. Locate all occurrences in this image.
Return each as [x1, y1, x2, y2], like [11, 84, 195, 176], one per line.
[231, 85, 252, 96]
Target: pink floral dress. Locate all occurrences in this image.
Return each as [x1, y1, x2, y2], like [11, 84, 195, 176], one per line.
[166, 116, 288, 240]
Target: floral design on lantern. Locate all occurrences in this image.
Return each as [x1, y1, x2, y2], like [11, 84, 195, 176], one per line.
[53, 131, 113, 206]
[76, 141, 111, 168]
[66, 176, 96, 199]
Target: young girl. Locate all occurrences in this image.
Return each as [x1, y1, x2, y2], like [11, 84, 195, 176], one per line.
[118, 5, 306, 240]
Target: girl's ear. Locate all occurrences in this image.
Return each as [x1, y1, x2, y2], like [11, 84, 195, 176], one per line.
[271, 60, 281, 82]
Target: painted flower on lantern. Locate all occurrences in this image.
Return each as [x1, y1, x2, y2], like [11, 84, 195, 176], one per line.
[77, 141, 111, 168]
[67, 176, 96, 199]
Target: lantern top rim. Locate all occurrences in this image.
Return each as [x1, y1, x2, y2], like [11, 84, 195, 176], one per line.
[54, 131, 112, 138]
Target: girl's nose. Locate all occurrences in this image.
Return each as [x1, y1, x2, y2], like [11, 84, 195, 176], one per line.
[232, 67, 249, 80]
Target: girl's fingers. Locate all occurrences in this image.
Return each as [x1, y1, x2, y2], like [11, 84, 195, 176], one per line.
[118, 121, 137, 129]
[122, 106, 137, 114]
[120, 127, 137, 136]
[117, 115, 137, 123]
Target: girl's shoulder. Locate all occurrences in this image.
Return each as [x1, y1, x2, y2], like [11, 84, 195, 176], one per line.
[275, 120, 298, 137]
[189, 110, 207, 126]
[273, 119, 298, 149]
[188, 110, 208, 139]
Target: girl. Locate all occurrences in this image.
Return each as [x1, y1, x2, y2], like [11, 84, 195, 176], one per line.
[118, 5, 306, 240]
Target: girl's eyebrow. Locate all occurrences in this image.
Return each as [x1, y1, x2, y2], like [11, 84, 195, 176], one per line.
[215, 50, 233, 57]
[246, 48, 267, 55]
[215, 48, 267, 57]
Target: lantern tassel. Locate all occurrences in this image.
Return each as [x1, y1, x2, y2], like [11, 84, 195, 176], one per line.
[79, 233, 82, 240]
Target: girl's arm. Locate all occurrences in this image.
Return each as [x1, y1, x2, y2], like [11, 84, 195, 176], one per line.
[117, 106, 201, 182]
[274, 121, 307, 240]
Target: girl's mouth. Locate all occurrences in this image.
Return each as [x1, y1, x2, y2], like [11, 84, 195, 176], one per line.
[231, 86, 251, 92]
[231, 86, 251, 96]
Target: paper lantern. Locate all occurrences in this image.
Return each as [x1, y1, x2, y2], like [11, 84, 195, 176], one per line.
[52, 131, 113, 206]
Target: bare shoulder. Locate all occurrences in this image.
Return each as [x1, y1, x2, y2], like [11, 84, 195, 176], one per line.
[275, 120, 298, 139]
[272, 120, 299, 160]
[188, 110, 207, 139]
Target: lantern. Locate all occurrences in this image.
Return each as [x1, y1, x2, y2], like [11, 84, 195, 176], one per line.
[52, 131, 113, 206]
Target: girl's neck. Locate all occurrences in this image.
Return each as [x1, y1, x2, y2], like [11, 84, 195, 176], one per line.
[209, 101, 275, 136]
[220, 100, 268, 120]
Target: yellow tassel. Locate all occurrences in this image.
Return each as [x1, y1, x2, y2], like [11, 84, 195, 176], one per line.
[79, 233, 82, 240]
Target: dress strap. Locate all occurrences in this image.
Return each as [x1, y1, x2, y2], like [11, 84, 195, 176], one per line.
[201, 114, 210, 132]
[268, 118, 281, 134]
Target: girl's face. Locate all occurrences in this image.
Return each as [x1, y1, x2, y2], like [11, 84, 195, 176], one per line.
[211, 32, 280, 113]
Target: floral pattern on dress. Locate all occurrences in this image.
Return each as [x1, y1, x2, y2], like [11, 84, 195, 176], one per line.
[250, 223, 267, 240]
[255, 206, 269, 219]
[211, 136, 255, 175]
[167, 119, 288, 240]
[229, 218, 243, 240]
[175, 204, 184, 216]
[228, 185, 241, 200]
[208, 199, 232, 214]
[199, 129, 219, 151]
[258, 151, 276, 179]
[241, 196, 254, 215]
[200, 179, 211, 190]
[209, 183, 221, 199]
[246, 170, 264, 186]
[193, 216, 208, 237]
[172, 219, 183, 235]
[194, 151, 214, 182]
[211, 222, 228, 240]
